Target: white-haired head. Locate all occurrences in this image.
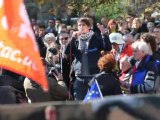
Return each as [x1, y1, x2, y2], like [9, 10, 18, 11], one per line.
[44, 33, 56, 47]
[132, 41, 149, 60]
[123, 34, 134, 44]
[132, 41, 149, 54]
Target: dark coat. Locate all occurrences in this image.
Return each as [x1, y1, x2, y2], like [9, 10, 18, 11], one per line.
[101, 35, 112, 52]
[151, 51, 160, 62]
[89, 71, 122, 96]
[65, 33, 104, 75]
[1, 70, 25, 91]
[36, 36, 47, 58]
[24, 77, 68, 103]
[0, 86, 26, 104]
[92, 25, 101, 36]
[0, 86, 17, 104]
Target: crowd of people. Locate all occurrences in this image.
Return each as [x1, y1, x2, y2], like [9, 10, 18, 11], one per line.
[0, 12, 160, 104]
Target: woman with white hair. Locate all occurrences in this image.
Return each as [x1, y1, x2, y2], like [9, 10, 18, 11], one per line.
[43, 33, 56, 47]
[125, 41, 158, 93]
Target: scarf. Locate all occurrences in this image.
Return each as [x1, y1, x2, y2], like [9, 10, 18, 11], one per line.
[78, 30, 94, 54]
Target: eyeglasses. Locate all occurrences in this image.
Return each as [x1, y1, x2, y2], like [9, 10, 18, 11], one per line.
[60, 37, 68, 40]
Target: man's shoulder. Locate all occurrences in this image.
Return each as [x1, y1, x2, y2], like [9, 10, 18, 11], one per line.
[91, 33, 102, 39]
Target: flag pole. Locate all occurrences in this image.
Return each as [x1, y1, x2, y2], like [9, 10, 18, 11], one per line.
[95, 79, 103, 99]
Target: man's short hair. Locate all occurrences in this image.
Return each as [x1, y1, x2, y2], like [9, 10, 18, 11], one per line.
[39, 24, 46, 29]
[132, 41, 149, 54]
[55, 18, 62, 22]
[48, 17, 55, 21]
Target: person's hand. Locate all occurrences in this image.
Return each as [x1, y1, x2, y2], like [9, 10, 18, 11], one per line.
[72, 31, 81, 38]
[120, 56, 132, 72]
[52, 69, 63, 81]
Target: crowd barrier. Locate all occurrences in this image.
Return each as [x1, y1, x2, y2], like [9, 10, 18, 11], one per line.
[0, 94, 160, 120]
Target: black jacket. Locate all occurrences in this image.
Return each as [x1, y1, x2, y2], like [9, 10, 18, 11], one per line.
[65, 33, 104, 75]
[151, 51, 160, 62]
[101, 34, 112, 52]
[89, 71, 122, 96]
[151, 51, 160, 74]
[36, 36, 47, 58]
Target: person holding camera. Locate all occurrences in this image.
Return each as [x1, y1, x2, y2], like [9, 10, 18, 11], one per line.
[23, 57, 69, 103]
[58, 32, 71, 89]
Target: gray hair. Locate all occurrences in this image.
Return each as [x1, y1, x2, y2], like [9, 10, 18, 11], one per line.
[123, 34, 134, 42]
[132, 41, 149, 54]
[43, 33, 56, 44]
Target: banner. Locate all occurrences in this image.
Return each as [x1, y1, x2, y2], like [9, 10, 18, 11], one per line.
[0, 0, 48, 90]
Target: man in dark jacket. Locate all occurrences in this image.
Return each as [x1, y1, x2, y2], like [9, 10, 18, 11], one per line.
[24, 77, 68, 103]
[65, 18, 104, 100]
[36, 25, 47, 58]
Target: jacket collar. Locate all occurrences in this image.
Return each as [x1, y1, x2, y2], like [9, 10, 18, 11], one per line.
[137, 55, 150, 70]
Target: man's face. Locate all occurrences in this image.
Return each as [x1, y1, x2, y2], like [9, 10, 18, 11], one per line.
[78, 22, 90, 34]
[59, 33, 69, 46]
[31, 19, 37, 26]
[39, 28, 45, 37]
[55, 20, 61, 26]
[133, 48, 145, 61]
[48, 20, 55, 27]
[101, 17, 108, 26]
[53, 52, 59, 63]
[111, 43, 119, 51]
[153, 28, 160, 44]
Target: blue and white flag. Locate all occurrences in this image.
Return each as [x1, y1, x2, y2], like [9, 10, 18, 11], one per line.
[83, 80, 103, 102]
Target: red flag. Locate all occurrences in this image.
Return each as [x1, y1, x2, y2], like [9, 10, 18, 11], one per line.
[0, 0, 48, 90]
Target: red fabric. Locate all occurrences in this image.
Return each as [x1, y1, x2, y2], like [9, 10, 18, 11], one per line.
[119, 45, 133, 60]
[0, 0, 48, 90]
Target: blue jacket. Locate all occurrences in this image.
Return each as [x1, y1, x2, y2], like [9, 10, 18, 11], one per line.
[130, 55, 158, 93]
